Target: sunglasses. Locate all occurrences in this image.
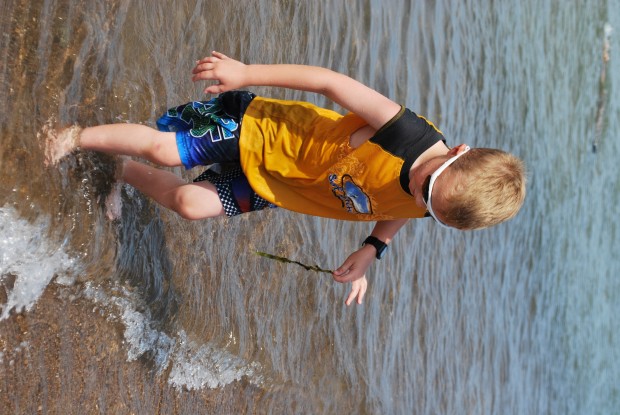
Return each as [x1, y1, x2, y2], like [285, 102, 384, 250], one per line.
[422, 146, 471, 228]
[422, 174, 432, 206]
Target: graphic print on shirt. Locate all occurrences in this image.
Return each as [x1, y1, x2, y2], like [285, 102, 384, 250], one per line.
[328, 174, 373, 214]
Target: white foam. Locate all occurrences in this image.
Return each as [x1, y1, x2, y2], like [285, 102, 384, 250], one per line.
[39, 123, 81, 167]
[0, 206, 76, 320]
[168, 331, 262, 390]
[83, 282, 262, 390]
[0, 205, 261, 389]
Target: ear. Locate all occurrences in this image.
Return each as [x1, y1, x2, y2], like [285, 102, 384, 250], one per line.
[447, 144, 469, 156]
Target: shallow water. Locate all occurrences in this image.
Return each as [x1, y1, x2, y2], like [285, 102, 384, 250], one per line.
[1, 0, 619, 414]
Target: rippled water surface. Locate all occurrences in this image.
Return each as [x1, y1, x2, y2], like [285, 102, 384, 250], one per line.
[1, 1, 619, 414]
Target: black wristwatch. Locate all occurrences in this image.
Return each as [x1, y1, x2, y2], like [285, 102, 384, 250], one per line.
[362, 236, 388, 259]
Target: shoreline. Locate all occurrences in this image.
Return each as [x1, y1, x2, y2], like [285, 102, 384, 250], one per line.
[0, 284, 264, 414]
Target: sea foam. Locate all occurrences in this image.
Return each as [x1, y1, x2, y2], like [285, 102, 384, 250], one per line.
[0, 206, 76, 320]
[0, 205, 261, 389]
[83, 282, 262, 390]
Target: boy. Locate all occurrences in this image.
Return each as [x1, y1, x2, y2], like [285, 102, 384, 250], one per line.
[46, 52, 526, 306]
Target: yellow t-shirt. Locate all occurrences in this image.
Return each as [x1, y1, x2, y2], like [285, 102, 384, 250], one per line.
[239, 97, 441, 221]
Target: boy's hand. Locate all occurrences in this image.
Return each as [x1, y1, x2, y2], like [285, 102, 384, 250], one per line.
[333, 245, 375, 305]
[192, 51, 248, 94]
[345, 277, 368, 306]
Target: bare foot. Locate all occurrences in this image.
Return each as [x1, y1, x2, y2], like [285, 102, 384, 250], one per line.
[41, 124, 82, 166]
[105, 182, 123, 220]
[105, 156, 128, 220]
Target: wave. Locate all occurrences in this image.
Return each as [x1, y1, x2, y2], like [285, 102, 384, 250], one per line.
[0, 206, 76, 320]
[0, 205, 262, 390]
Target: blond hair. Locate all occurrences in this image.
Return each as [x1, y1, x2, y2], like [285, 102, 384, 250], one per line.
[437, 148, 526, 230]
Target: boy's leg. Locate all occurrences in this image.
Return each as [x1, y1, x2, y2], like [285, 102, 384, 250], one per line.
[122, 159, 225, 219]
[80, 124, 182, 167]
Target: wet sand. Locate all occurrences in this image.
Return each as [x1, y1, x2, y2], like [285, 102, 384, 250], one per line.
[0, 285, 264, 414]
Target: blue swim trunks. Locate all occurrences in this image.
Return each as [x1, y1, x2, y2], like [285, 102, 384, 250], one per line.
[156, 91, 276, 217]
[156, 91, 256, 168]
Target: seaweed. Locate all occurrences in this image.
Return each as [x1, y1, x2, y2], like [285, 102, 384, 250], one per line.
[255, 251, 333, 275]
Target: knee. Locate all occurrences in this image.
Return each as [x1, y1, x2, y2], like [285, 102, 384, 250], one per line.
[169, 190, 201, 220]
[168, 186, 223, 220]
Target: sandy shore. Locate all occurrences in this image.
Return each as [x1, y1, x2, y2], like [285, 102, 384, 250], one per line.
[0, 284, 265, 415]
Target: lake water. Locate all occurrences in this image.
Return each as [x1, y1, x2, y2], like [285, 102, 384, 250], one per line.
[1, 0, 618, 414]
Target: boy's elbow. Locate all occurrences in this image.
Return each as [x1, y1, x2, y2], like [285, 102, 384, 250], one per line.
[313, 68, 348, 98]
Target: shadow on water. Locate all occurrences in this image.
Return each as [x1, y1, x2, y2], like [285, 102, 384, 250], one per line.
[115, 187, 179, 325]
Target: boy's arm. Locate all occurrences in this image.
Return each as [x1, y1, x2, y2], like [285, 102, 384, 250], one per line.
[335, 218, 409, 305]
[192, 51, 401, 131]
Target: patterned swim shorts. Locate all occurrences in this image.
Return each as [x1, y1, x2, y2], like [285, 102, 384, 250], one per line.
[157, 91, 255, 169]
[193, 165, 277, 217]
[158, 91, 275, 217]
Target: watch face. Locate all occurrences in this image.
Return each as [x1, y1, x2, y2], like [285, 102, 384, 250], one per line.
[376, 245, 387, 259]
[363, 236, 387, 259]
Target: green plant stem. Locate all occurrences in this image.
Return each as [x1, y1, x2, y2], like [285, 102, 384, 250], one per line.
[255, 251, 333, 274]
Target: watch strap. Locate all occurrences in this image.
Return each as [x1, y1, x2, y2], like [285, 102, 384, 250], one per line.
[362, 236, 388, 259]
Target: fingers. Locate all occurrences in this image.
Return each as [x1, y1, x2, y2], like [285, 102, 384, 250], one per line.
[193, 60, 213, 73]
[193, 51, 228, 70]
[192, 62, 213, 74]
[192, 51, 235, 89]
[204, 85, 222, 94]
[333, 259, 353, 282]
[211, 50, 228, 59]
[333, 272, 353, 283]
[334, 268, 362, 283]
[191, 61, 218, 81]
[191, 54, 224, 80]
[345, 290, 357, 306]
[345, 278, 368, 306]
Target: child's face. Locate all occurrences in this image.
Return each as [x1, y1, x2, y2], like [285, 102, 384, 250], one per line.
[409, 154, 458, 223]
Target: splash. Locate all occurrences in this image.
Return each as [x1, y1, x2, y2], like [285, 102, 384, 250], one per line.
[0, 206, 76, 320]
[39, 120, 82, 166]
[83, 282, 263, 390]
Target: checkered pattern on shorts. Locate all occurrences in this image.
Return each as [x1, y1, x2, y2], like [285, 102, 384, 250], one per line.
[193, 165, 276, 217]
